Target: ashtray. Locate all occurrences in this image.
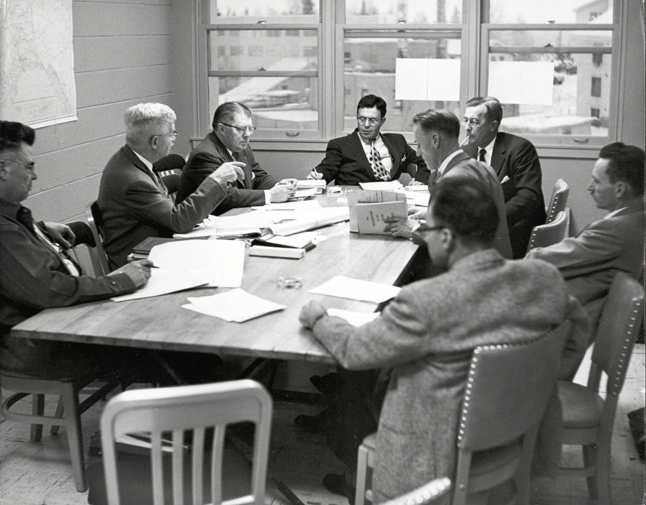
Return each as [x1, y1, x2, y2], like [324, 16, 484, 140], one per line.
[278, 277, 303, 289]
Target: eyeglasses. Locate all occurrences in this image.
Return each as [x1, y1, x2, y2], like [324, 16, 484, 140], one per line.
[157, 130, 178, 139]
[416, 224, 447, 235]
[220, 123, 257, 135]
[357, 116, 382, 126]
[463, 118, 482, 127]
[6, 159, 36, 173]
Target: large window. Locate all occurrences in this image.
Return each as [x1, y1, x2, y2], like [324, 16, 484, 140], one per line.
[200, 0, 623, 147]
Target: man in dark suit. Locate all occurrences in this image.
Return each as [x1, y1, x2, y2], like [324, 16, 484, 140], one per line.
[306, 94, 429, 185]
[176, 102, 295, 215]
[462, 96, 546, 259]
[98, 103, 243, 269]
[527, 142, 644, 379]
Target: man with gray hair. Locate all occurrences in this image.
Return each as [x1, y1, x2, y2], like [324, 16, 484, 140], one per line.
[98, 103, 244, 268]
[176, 101, 295, 215]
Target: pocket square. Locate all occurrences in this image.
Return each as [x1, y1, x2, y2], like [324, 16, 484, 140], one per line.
[501, 175, 510, 184]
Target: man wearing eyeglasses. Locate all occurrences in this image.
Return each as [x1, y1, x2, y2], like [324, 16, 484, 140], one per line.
[299, 178, 588, 502]
[462, 96, 546, 259]
[98, 103, 244, 268]
[306, 94, 429, 185]
[176, 102, 296, 215]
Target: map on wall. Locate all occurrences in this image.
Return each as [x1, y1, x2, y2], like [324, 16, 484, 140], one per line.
[0, 0, 76, 128]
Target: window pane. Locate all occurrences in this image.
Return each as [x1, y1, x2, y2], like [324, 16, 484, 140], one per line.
[346, 0, 462, 24]
[344, 35, 461, 132]
[209, 30, 318, 71]
[489, 0, 612, 24]
[489, 53, 611, 137]
[209, 0, 318, 22]
[489, 30, 612, 48]
[209, 76, 319, 130]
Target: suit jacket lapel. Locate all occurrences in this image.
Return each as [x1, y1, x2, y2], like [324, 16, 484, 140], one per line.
[210, 132, 252, 189]
[123, 145, 168, 195]
[440, 151, 471, 178]
[490, 132, 507, 177]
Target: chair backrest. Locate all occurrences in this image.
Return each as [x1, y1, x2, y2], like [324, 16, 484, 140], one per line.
[453, 322, 571, 502]
[526, 210, 568, 252]
[100, 379, 272, 505]
[588, 272, 644, 423]
[546, 179, 569, 223]
[85, 201, 110, 276]
[381, 477, 451, 505]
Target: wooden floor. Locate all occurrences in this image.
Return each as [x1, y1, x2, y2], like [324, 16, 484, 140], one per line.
[1, 346, 644, 505]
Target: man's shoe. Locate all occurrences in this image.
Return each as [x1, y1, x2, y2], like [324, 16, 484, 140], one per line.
[309, 373, 343, 396]
[322, 473, 355, 504]
[293, 408, 330, 433]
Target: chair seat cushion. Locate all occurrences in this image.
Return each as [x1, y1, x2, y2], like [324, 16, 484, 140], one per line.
[470, 440, 522, 478]
[558, 380, 604, 429]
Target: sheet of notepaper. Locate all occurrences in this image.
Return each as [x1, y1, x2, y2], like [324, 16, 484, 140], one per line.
[147, 239, 245, 288]
[183, 288, 286, 322]
[309, 275, 401, 304]
[326, 308, 381, 327]
[112, 269, 209, 302]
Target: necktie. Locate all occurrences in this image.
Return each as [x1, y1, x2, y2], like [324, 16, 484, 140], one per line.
[369, 141, 390, 181]
[478, 148, 487, 163]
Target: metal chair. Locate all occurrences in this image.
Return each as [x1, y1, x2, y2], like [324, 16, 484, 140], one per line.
[382, 478, 452, 505]
[526, 210, 568, 252]
[355, 322, 571, 505]
[85, 201, 110, 276]
[557, 272, 644, 505]
[545, 179, 569, 224]
[90, 380, 273, 505]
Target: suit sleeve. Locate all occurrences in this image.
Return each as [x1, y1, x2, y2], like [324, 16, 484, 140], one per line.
[0, 223, 137, 311]
[526, 221, 624, 279]
[124, 176, 227, 233]
[313, 139, 343, 184]
[505, 141, 543, 226]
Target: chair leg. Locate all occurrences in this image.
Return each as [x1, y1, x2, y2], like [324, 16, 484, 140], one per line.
[61, 383, 87, 492]
[50, 395, 64, 435]
[30, 394, 45, 442]
[582, 443, 599, 500]
[355, 444, 370, 505]
[594, 440, 612, 505]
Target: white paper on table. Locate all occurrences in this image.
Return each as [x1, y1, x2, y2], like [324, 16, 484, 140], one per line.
[398, 189, 430, 208]
[266, 207, 349, 236]
[359, 181, 404, 191]
[112, 269, 210, 302]
[148, 239, 245, 288]
[184, 288, 286, 322]
[257, 200, 322, 211]
[291, 188, 317, 199]
[327, 308, 380, 327]
[297, 180, 326, 189]
[260, 231, 318, 248]
[309, 275, 401, 304]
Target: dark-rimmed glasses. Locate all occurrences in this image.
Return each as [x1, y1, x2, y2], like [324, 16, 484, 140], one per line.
[220, 123, 257, 135]
[357, 116, 382, 126]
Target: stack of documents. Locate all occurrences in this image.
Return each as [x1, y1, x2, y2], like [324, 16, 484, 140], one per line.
[183, 289, 286, 322]
[297, 179, 326, 194]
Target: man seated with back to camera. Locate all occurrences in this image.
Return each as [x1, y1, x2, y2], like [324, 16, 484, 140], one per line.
[175, 101, 297, 215]
[527, 142, 644, 380]
[98, 102, 244, 270]
[298, 177, 589, 503]
[305, 94, 430, 186]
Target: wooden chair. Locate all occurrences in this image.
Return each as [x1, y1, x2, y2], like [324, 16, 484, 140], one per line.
[526, 210, 568, 252]
[382, 478, 452, 505]
[89, 379, 273, 505]
[85, 201, 110, 276]
[557, 272, 644, 505]
[355, 322, 571, 505]
[546, 179, 569, 223]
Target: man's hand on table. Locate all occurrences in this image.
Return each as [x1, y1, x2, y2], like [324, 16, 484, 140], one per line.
[43, 221, 75, 248]
[384, 207, 425, 239]
[109, 259, 154, 288]
[299, 300, 328, 329]
[209, 161, 245, 189]
[270, 179, 297, 202]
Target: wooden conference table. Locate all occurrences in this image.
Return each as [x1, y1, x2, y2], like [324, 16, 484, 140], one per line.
[11, 202, 420, 366]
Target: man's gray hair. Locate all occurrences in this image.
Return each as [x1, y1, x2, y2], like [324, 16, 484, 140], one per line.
[124, 103, 176, 146]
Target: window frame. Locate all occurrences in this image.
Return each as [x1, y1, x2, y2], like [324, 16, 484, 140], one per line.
[197, 0, 625, 152]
